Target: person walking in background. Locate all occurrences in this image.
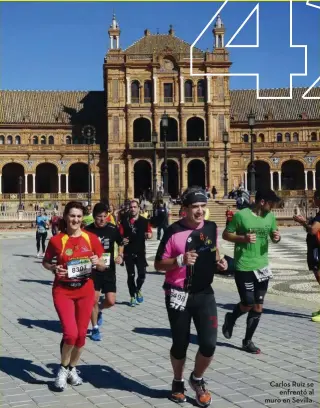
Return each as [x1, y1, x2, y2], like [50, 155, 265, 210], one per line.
[211, 186, 217, 199]
[50, 209, 62, 236]
[36, 207, 49, 257]
[155, 200, 169, 240]
[82, 205, 94, 227]
[225, 206, 234, 226]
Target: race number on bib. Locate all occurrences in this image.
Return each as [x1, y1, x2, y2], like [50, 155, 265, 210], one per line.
[253, 266, 273, 282]
[102, 253, 111, 267]
[67, 258, 92, 279]
[169, 288, 189, 311]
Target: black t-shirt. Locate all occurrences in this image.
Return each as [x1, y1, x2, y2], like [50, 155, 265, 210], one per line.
[156, 207, 168, 225]
[120, 216, 150, 255]
[306, 211, 320, 251]
[85, 222, 123, 271]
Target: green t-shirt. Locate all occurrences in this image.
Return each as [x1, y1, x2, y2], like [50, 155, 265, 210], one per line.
[82, 214, 94, 226]
[226, 208, 277, 271]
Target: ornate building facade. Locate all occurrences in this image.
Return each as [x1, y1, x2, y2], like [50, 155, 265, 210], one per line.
[0, 15, 319, 209]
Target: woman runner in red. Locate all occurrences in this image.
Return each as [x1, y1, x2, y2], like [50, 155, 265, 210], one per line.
[43, 201, 105, 390]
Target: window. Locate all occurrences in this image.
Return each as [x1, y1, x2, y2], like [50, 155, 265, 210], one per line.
[276, 133, 283, 142]
[197, 80, 205, 102]
[252, 134, 257, 143]
[144, 81, 152, 103]
[112, 79, 119, 102]
[311, 132, 317, 141]
[218, 114, 225, 136]
[40, 136, 46, 145]
[113, 117, 119, 142]
[131, 80, 140, 104]
[33, 136, 38, 145]
[0, 135, 4, 144]
[293, 132, 299, 142]
[164, 83, 173, 102]
[184, 80, 193, 102]
[114, 164, 120, 188]
[243, 134, 249, 143]
[258, 133, 265, 143]
[285, 132, 291, 142]
[15, 135, 21, 144]
[7, 136, 12, 144]
[66, 136, 72, 144]
[48, 136, 54, 145]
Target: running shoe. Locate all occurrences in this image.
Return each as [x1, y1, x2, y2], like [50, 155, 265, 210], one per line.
[54, 366, 69, 390]
[136, 291, 144, 304]
[311, 314, 320, 322]
[68, 367, 83, 386]
[170, 379, 187, 403]
[97, 311, 103, 326]
[188, 372, 212, 407]
[130, 297, 137, 307]
[222, 312, 235, 339]
[311, 309, 320, 317]
[242, 339, 261, 354]
[91, 327, 101, 341]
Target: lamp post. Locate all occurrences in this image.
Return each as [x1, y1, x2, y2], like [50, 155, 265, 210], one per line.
[81, 125, 96, 207]
[152, 131, 158, 201]
[222, 130, 229, 198]
[161, 112, 169, 197]
[18, 175, 23, 210]
[247, 109, 256, 195]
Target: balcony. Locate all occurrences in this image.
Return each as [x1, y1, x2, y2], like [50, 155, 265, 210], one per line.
[186, 141, 209, 147]
[131, 141, 209, 149]
[232, 141, 320, 150]
[159, 141, 183, 148]
[0, 144, 101, 153]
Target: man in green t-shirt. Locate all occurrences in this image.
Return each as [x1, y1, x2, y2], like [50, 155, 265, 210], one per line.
[221, 189, 281, 354]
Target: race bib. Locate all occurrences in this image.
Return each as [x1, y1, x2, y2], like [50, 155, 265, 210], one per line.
[67, 258, 92, 279]
[102, 253, 111, 267]
[169, 289, 189, 311]
[253, 266, 273, 282]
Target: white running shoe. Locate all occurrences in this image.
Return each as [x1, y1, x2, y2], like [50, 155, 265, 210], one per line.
[68, 367, 83, 386]
[54, 366, 69, 390]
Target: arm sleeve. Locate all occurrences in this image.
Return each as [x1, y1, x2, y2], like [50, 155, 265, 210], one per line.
[147, 222, 152, 233]
[43, 239, 57, 262]
[115, 227, 124, 246]
[312, 215, 320, 224]
[118, 223, 124, 236]
[90, 234, 104, 257]
[226, 212, 240, 233]
[271, 214, 277, 232]
[155, 228, 173, 261]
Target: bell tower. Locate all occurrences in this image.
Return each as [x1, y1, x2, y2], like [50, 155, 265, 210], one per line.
[212, 14, 225, 48]
[108, 13, 120, 50]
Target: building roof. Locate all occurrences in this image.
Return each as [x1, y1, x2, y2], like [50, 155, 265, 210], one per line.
[230, 87, 320, 122]
[124, 33, 204, 55]
[0, 87, 319, 125]
[0, 90, 106, 125]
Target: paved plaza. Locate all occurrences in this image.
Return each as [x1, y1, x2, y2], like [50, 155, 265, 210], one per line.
[0, 230, 319, 408]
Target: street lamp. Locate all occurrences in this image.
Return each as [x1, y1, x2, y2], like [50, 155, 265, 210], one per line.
[222, 130, 229, 198]
[247, 109, 256, 195]
[18, 175, 23, 210]
[161, 112, 169, 197]
[152, 131, 158, 201]
[81, 125, 96, 207]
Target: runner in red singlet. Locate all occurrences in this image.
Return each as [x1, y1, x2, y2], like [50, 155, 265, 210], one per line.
[43, 201, 105, 391]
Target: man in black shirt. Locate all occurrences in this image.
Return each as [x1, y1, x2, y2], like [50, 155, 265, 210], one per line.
[85, 203, 124, 341]
[119, 199, 153, 307]
[155, 200, 169, 240]
[294, 189, 320, 321]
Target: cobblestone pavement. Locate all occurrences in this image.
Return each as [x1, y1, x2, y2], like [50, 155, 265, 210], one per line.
[1, 235, 319, 408]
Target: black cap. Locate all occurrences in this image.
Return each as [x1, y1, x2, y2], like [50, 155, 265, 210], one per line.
[255, 189, 281, 203]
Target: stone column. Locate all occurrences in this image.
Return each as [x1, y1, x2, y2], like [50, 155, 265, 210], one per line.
[270, 171, 274, 190]
[153, 76, 157, 104]
[313, 170, 316, 191]
[207, 77, 211, 103]
[181, 116, 187, 146]
[58, 174, 61, 194]
[244, 171, 248, 190]
[126, 77, 131, 104]
[127, 155, 133, 198]
[181, 154, 187, 191]
[304, 170, 308, 190]
[208, 154, 214, 188]
[180, 76, 184, 103]
[25, 174, 28, 194]
[91, 173, 94, 194]
[66, 174, 69, 194]
[0, 174, 2, 194]
[32, 174, 36, 194]
[278, 171, 282, 191]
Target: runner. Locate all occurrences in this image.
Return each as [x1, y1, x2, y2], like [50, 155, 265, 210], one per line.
[82, 205, 94, 227]
[225, 206, 234, 226]
[42, 201, 105, 390]
[85, 202, 124, 341]
[36, 207, 49, 257]
[119, 199, 153, 306]
[293, 189, 320, 322]
[222, 188, 281, 353]
[50, 209, 62, 236]
[154, 186, 228, 407]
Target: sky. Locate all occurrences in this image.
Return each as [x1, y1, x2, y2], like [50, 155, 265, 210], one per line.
[1, 1, 319, 91]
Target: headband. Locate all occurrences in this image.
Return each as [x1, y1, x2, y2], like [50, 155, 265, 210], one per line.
[182, 191, 208, 206]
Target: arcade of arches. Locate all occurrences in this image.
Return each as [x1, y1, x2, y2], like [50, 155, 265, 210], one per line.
[0, 162, 94, 195]
[245, 160, 320, 192]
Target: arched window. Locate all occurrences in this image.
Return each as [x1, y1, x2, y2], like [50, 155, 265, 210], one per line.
[276, 133, 283, 142]
[185, 80, 193, 102]
[48, 136, 54, 145]
[144, 81, 152, 103]
[243, 134, 249, 143]
[252, 134, 257, 143]
[40, 136, 46, 145]
[15, 135, 21, 145]
[7, 136, 13, 144]
[197, 80, 206, 102]
[131, 80, 140, 104]
[33, 136, 38, 145]
[0, 135, 4, 145]
[311, 132, 317, 141]
[285, 132, 291, 142]
[293, 132, 299, 142]
[66, 136, 72, 144]
[258, 133, 265, 143]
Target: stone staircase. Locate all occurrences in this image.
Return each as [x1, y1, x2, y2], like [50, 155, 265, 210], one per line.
[169, 199, 237, 227]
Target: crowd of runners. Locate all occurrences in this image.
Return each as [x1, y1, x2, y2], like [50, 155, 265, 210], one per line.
[35, 186, 320, 407]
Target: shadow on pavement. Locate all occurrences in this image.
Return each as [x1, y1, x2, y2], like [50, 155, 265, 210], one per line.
[17, 318, 61, 333]
[19, 279, 52, 286]
[0, 357, 54, 384]
[12, 254, 37, 258]
[132, 327, 242, 350]
[216, 303, 310, 318]
[47, 363, 169, 398]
